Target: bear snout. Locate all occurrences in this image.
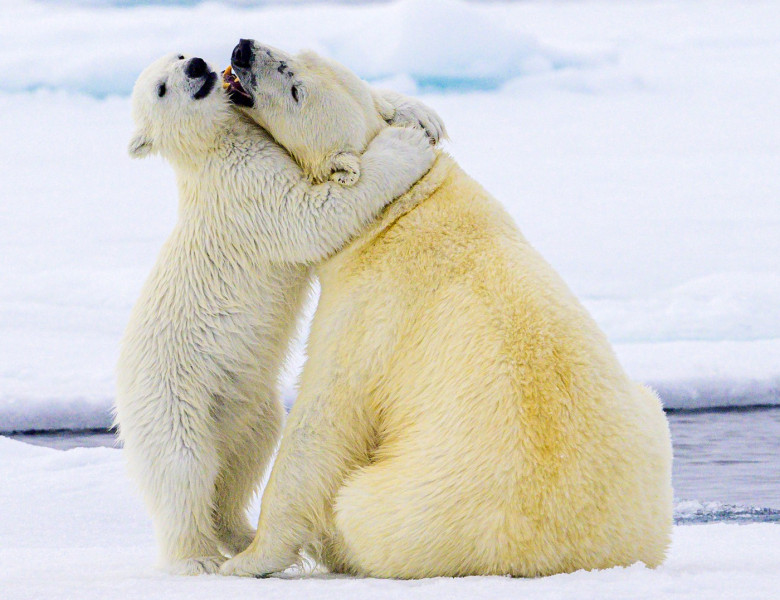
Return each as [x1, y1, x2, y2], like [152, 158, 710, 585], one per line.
[232, 39, 254, 70]
[185, 57, 209, 79]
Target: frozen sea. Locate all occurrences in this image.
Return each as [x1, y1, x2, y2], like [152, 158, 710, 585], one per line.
[1, 0, 779, 597]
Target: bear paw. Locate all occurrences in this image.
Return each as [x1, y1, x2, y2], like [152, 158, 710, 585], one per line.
[220, 551, 292, 578]
[391, 104, 446, 146]
[328, 152, 361, 187]
[331, 170, 359, 186]
[167, 555, 225, 576]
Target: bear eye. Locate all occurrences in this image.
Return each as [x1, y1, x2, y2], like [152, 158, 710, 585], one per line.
[178, 55, 184, 60]
[291, 84, 299, 103]
[157, 82, 167, 97]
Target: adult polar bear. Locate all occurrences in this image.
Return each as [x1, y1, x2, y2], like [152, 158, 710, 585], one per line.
[221, 41, 674, 579]
[115, 53, 441, 575]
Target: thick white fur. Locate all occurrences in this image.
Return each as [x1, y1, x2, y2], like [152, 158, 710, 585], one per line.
[114, 53, 436, 575]
[222, 50, 674, 579]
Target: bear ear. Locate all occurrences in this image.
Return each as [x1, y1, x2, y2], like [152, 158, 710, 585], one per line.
[328, 152, 361, 186]
[128, 131, 154, 159]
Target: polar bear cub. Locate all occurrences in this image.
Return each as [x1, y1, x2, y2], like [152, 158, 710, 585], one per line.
[115, 52, 439, 575]
[221, 42, 673, 579]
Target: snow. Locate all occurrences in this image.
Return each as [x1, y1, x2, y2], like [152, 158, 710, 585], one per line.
[1, 0, 780, 431]
[2, 436, 779, 599]
[1, 0, 604, 96]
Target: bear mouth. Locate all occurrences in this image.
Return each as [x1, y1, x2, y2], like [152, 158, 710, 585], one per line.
[193, 71, 217, 100]
[222, 66, 254, 107]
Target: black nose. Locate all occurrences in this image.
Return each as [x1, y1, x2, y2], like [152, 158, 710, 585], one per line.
[232, 39, 254, 69]
[185, 57, 208, 79]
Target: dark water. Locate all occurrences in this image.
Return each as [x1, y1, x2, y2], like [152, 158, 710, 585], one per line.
[9, 407, 780, 516]
[667, 407, 780, 510]
[9, 429, 120, 450]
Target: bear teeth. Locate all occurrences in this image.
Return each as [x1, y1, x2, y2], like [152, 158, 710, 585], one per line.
[222, 65, 240, 85]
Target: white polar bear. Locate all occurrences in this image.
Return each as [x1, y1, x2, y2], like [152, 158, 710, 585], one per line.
[221, 42, 674, 579]
[114, 52, 440, 575]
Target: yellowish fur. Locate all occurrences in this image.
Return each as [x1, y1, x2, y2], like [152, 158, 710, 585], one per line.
[322, 155, 673, 577]
[222, 50, 673, 580]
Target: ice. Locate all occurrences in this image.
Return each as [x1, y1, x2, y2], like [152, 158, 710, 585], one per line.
[1, 0, 779, 431]
[322, 0, 603, 91]
[674, 500, 780, 525]
[0, 0, 603, 96]
[1, 437, 780, 599]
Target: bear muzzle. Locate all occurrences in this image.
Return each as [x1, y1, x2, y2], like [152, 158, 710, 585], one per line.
[185, 57, 209, 79]
[232, 39, 254, 70]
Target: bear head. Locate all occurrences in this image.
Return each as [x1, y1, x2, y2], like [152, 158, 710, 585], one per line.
[129, 53, 231, 162]
[226, 40, 394, 185]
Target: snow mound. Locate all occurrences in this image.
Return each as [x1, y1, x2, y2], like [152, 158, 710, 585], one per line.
[0, 0, 604, 96]
[323, 0, 601, 91]
[0, 397, 114, 433]
[590, 273, 780, 344]
[614, 340, 780, 411]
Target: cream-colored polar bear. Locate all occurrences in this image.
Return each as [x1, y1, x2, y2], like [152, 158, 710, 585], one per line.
[114, 52, 439, 575]
[221, 42, 673, 579]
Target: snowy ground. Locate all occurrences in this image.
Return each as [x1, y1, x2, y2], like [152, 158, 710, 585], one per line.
[2, 436, 780, 600]
[1, 0, 779, 430]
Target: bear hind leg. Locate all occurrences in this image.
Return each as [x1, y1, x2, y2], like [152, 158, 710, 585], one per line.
[328, 468, 443, 578]
[212, 394, 285, 557]
[143, 440, 225, 574]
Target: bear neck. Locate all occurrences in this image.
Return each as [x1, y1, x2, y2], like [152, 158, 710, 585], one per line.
[318, 151, 456, 266]
[369, 151, 454, 232]
[161, 108, 238, 171]
[163, 134, 224, 171]
[170, 119, 268, 212]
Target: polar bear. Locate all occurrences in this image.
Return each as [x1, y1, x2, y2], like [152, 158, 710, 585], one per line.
[114, 52, 440, 575]
[220, 41, 674, 579]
